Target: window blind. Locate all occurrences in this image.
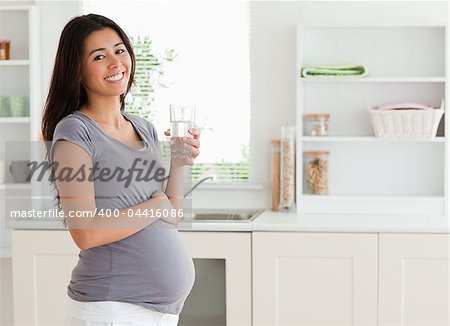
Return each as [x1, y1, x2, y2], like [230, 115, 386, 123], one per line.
[82, 1, 260, 184]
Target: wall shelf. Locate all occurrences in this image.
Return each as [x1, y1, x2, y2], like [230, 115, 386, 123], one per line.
[301, 77, 446, 83]
[302, 136, 446, 143]
[302, 195, 446, 202]
[0, 183, 32, 190]
[0, 60, 30, 66]
[300, 195, 446, 216]
[0, 117, 30, 123]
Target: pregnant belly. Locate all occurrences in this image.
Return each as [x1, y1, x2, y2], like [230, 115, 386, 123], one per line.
[107, 221, 195, 302]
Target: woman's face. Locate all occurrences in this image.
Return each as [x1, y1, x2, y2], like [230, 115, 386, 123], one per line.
[81, 27, 132, 99]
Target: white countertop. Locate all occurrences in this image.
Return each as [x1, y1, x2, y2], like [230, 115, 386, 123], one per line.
[179, 220, 252, 232]
[252, 211, 450, 233]
[7, 211, 450, 233]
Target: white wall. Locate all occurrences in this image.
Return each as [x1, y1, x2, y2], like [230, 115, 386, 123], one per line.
[194, 0, 448, 209]
[31, 1, 450, 212]
[37, 0, 82, 109]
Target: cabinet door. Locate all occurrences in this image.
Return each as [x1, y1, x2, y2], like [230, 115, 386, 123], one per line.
[12, 230, 78, 326]
[180, 232, 252, 326]
[253, 232, 378, 326]
[13, 230, 251, 326]
[379, 234, 449, 326]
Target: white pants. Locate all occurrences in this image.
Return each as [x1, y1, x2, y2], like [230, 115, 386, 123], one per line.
[64, 296, 179, 326]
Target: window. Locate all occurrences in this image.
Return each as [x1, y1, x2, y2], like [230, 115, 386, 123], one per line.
[82, 1, 252, 183]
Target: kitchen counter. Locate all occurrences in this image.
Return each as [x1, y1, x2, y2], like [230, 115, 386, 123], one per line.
[6, 211, 450, 233]
[6, 218, 254, 232]
[252, 211, 450, 233]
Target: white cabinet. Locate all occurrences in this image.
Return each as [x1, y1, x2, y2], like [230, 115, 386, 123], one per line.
[379, 234, 449, 326]
[0, 253, 14, 326]
[11, 230, 449, 326]
[253, 232, 449, 326]
[297, 24, 447, 216]
[179, 232, 252, 326]
[12, 230, 78, 325]
[11, 230, 251, 326]
[252, 232, 378, 326]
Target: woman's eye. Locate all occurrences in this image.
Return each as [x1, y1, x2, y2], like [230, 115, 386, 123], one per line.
[94, 55, 105, 61]
[116, 49, 126, 54]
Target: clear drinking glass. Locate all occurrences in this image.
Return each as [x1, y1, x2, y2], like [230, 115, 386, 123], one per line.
[170, 104, 196, 158]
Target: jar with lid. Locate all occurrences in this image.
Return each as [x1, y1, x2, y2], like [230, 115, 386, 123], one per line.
[304, 151, 329, 195]
[0, 39, 10, 60]
[280, 122, 296, 209]
[270, 139, 281, 211]
[304, 114, 330, 136]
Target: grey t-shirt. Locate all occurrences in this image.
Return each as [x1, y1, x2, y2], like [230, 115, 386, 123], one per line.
[51, 110, 195, 315]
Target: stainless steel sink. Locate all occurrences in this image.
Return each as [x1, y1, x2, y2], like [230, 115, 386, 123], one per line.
[183, 209, 264, 222]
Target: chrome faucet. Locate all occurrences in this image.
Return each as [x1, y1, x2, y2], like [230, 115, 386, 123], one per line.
[184, 176, 214, 198]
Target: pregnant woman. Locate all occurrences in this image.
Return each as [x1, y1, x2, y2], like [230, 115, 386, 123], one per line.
[41, 14, 200, 326]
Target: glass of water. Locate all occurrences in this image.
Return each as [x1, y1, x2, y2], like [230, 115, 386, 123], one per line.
[170, 104, 196, 158]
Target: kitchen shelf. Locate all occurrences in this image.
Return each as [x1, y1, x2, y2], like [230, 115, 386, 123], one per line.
[0, 60, 29, 66]
[299, 195, 446, 216]
[301, 77, 446, 83]
[297, 24, 447, 216]
[301, 195, 446, 202]
[0, 183, 32, 190]
[296, 22, 447, 28]
[302, 136, 446, 143]
[0, 117, 30, 123]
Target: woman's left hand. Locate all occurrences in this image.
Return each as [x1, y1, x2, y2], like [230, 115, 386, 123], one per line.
[165, 128, 201, 166]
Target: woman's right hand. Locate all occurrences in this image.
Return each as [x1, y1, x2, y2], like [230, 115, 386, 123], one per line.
[164, 129, 201, 167]
[151, 191, 180, 226]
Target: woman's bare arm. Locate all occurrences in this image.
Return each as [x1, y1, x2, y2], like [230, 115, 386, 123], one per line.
[54, 140, 174, 250]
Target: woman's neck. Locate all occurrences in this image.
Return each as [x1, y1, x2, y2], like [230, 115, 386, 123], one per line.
[80, 96, 125, 128]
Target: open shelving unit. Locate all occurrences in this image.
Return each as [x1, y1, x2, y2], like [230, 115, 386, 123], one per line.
[0, 5, 40, 255]
[296, 23, 447, 216]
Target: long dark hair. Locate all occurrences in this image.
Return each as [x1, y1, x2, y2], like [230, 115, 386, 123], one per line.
[41, 14, 136, 145]
[42, 14, 136, 228]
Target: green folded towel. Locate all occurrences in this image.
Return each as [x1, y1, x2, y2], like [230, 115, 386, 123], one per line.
[301, 64, 368, 78]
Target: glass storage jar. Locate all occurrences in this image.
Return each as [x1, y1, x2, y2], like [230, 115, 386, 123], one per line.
[304, 151, 329, 195]
[280, 122, 296, 209]
[304, 114, 330, 136]
[270, 139, 281, 211]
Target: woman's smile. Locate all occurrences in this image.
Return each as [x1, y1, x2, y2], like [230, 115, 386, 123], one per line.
[104, 71, 125, 83]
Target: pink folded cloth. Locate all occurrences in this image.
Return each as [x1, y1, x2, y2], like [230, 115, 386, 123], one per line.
[374, 102, 434, 111]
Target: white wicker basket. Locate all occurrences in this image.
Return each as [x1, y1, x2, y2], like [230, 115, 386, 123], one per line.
[368, 102, 444, 139]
